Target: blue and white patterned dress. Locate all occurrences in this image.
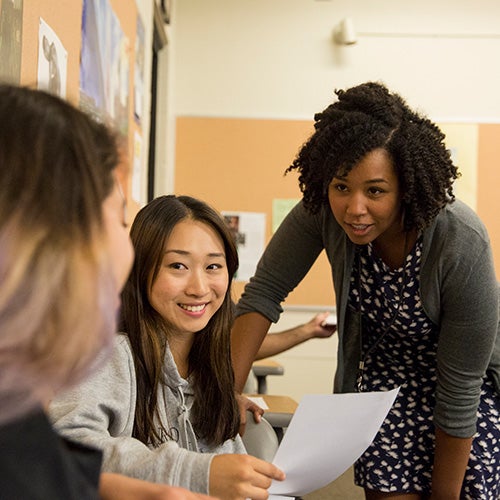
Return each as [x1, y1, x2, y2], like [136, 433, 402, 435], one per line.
[350, 238, 500, 498]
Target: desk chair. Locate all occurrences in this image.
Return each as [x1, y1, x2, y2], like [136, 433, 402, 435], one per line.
[242, 412, 304, 500]
[251, 358, 284, 394]
[241, 412, 279, 462]
[245, 393, 298, 443]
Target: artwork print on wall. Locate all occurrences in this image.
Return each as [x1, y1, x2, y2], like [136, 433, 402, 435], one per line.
[79, 0, 130, 136]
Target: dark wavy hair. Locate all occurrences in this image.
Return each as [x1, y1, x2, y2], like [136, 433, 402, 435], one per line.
[286, 81, 460, 231]
[119, 195, 240, 447]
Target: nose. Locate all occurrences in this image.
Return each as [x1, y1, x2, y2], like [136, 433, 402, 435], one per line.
[185, 270, 210, 297]
[346, 192, 368, 217]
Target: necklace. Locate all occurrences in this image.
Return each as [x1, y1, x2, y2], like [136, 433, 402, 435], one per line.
[355, 231, 410, 392]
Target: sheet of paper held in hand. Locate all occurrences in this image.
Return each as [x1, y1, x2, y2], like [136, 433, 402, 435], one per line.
[267, 387, 400, 499]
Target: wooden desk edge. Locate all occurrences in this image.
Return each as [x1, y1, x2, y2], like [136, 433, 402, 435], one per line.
[245, 393, 298, 414]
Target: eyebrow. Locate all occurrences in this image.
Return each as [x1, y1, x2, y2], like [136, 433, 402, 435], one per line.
[366, 178, 390, 184]
[164, 249, 226, 258]
[334, 175, 389, 184]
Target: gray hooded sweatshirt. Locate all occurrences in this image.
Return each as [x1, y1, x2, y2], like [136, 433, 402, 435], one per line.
[49, 334, 246, 495]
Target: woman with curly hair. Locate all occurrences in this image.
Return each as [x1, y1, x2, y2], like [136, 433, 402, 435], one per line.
[50, 194, 285, 500]
[231, 82, 500, 499]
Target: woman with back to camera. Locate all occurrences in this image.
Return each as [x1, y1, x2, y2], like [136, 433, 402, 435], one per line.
[0, 85, 214, 500]
[231, 82, 500, 499]
[50, 194, 285, 500]
[0, 84, 214, 500]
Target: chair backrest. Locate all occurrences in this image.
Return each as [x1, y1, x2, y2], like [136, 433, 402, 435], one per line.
[243, 372, 258, 393]
[241, 413, 279, 463]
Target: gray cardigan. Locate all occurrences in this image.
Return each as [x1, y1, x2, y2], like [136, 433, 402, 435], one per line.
[49, 335, 246, 495]
[237, 199, 500, 438]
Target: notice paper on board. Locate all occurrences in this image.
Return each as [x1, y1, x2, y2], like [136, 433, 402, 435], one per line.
[268, 387, 400, 497]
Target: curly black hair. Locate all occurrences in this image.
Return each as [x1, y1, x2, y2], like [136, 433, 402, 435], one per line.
[286, 82, 460, 231]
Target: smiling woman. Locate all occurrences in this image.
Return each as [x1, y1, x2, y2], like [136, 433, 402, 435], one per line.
[49, 194, 285, 499]
[149, 219, 229, 368]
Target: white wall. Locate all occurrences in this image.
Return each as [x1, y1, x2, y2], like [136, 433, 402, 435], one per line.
[171, 0, 500, 122]
[163, 0, 500, 402]
[266, 308, 338, 403]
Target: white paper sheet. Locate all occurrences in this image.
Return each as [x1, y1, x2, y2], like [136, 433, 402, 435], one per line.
[268, 387, 399, 497]
[246, 396, 269, 410]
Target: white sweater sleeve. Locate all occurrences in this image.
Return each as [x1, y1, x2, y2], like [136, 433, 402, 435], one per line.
[48, 335, 214, 495]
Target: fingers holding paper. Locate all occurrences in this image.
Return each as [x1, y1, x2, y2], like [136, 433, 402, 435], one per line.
[210, 453, 285, 500]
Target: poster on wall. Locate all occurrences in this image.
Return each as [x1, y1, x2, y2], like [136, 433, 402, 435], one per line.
[272, 198, 299, 233]
[37, 18, 67, 98]
[221, 211, 266, 282]
[0, 0, 23, 84]
[80, 0, 130, 136]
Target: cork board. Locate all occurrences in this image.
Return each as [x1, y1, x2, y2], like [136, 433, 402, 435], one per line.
[477, 123, 500, 279]
[175, 116, 500, 306]
[175, 116, 336, 307]
[19, 0, 141, 217]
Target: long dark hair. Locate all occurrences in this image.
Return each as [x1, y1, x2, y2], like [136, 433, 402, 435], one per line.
[119, 195, 240, 446]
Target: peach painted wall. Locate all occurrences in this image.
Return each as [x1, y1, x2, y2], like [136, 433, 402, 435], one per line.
[176, 117, 500, 306]
[477, 124, 500, 280]
[174, 116, 335, 307]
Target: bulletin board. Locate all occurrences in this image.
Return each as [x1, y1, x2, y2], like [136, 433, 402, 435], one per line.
[16, 0, 143, 218]
[175, 116, 500, 308]
[174, 116, 336, 307]
[477, 124, 500, 274]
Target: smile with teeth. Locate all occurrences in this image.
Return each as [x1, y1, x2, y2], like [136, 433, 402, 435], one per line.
[179, 303, 207, 312]
[349, 223, 370, 230]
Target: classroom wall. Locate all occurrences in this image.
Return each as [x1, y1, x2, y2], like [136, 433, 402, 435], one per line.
[171, 0, 500, 121]
[174, 116, 498, 305]
[169, 1, 500, 296]
[10, 0, 159, 217]
[169, 0, 500, 289]
[174, 116, 334, 307]
[167, 0, 500, 402]
[265, 309, 338, 403]
[477, 124, 500, 272]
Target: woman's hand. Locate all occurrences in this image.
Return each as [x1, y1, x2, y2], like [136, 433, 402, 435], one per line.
[100, 473, 217, 499]
[209, 453, 285, 500]
[236, 392, 264, 435]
